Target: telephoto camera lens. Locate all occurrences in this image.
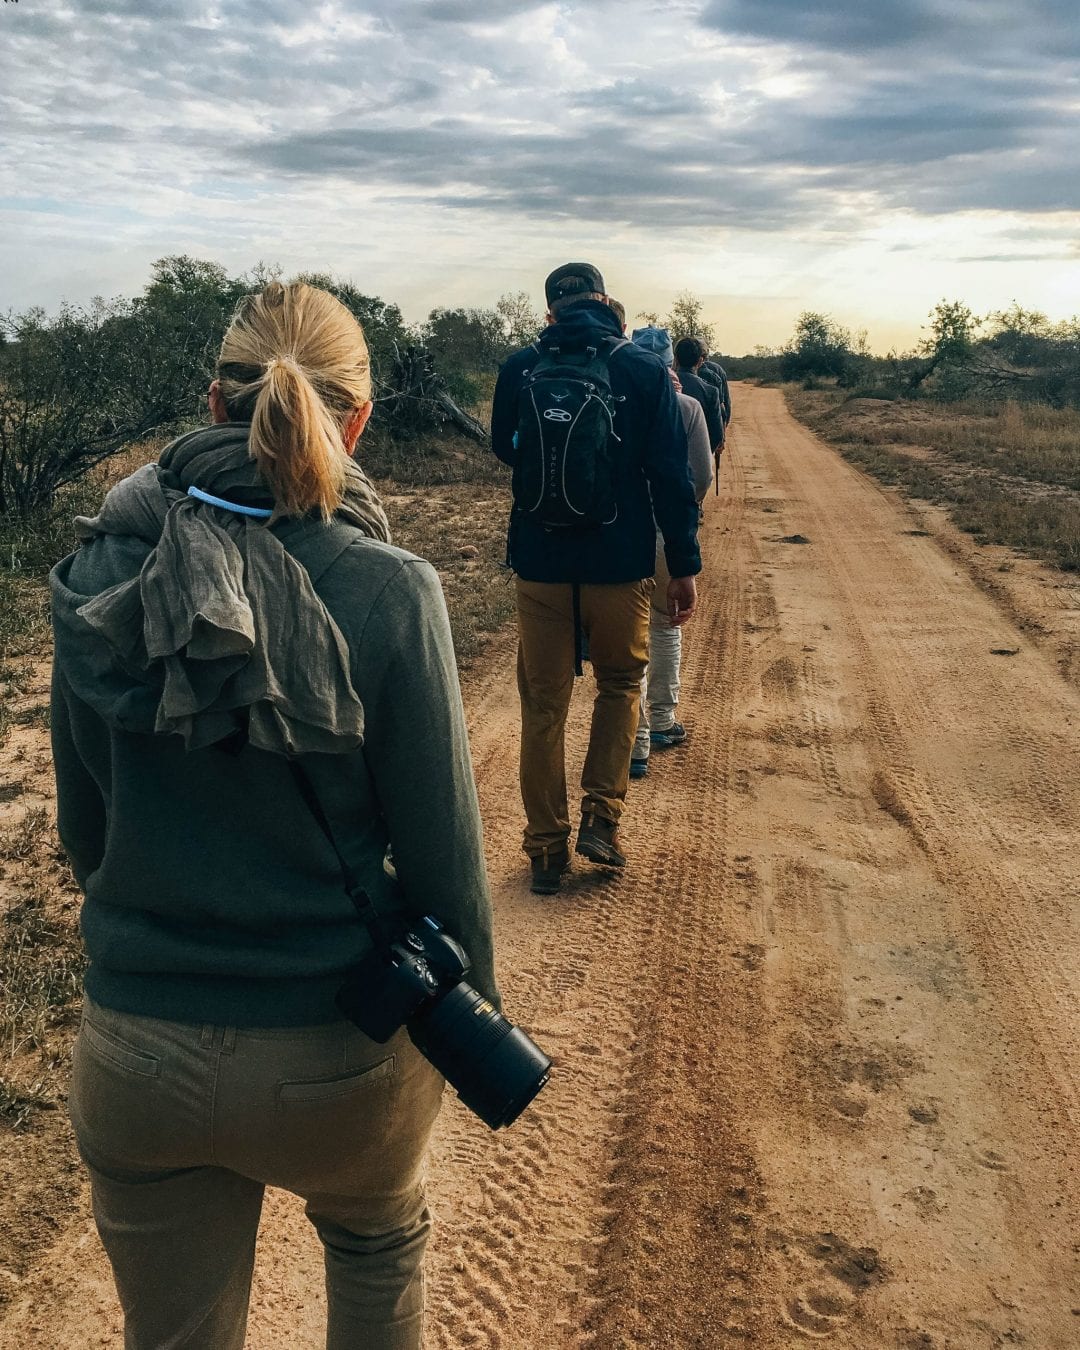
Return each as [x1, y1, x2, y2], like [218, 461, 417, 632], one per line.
[409, 983, 551, 1129]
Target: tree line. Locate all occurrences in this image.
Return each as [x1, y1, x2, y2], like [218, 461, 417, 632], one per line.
[725, 301, 1080, 408]
[3, 256, 1076, 519]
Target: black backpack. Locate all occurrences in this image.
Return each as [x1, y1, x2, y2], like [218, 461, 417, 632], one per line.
[512, 337, 628, 530]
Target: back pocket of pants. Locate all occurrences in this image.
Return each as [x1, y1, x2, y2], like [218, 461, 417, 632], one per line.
[80, 1017, 161, 1077]
[277, 1055, 395, 1107]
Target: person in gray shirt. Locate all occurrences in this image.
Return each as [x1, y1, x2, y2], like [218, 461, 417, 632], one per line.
[627, 327, 713, 776]
[51, 280, 499, 1350]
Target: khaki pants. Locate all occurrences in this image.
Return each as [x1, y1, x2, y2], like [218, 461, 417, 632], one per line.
[515, 577, 651, 857]
[70, 997, 444, 1350]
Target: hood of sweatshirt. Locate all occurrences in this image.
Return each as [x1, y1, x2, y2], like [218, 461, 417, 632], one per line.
[49, 422, 388, 755]
[537, 298, 624, 353]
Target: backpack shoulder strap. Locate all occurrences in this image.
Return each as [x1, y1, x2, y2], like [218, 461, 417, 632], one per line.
[274, 519, 369, 585]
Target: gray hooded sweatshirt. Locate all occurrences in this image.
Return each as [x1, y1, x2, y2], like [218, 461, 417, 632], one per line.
[50, 424, 499, 1025]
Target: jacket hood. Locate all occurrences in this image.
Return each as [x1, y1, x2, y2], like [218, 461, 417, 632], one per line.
[49, 422, 388, 755]
[538, 298, 624, 352]
[631, 326, 674, 366]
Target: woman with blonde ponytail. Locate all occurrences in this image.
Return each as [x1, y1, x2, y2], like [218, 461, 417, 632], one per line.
[50, 281, 501, 1349]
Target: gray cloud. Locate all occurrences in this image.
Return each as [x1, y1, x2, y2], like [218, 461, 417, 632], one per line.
[701, 0, 1080, 58]
[957, 253, 1077, 263]
[573, 79, 711, 119]
[692, 0, 1080, 218]
[417, 0, 553, 21]
[234, 117, 806, 229]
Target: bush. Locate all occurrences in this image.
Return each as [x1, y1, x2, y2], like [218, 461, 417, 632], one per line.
[780, 311, 855, 383]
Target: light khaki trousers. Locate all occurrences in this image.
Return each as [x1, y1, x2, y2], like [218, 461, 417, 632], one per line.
[635, 533, 682, 758]
[70, 997, 444, 1350]
[515, 577, 652, 858]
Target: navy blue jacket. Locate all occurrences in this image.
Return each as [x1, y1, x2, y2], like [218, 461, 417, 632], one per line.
[676, 367, 724, 450]
[491, 301, 701, 584]
[700, 360, 732, 427]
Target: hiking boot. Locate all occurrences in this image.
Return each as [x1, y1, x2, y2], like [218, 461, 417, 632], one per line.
[650, 721, 687, 748]
[530, 847, 571, 895]
[576, 813, 627, 867]
[629, 757, 649, 781]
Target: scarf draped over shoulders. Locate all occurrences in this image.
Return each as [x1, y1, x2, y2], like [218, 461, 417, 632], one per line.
[52, 422, 392, 756]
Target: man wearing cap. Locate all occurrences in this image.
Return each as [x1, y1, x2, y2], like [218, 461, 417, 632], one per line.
[491, 264, 701, 894]
[674, 337, 724, 456]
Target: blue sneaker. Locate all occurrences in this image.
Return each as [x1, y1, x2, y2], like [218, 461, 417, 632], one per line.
[629, 757, 649, 780]
[650, 722, 687, 748]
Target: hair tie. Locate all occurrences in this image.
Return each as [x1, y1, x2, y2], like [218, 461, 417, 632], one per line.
[266, 354, 301, 377]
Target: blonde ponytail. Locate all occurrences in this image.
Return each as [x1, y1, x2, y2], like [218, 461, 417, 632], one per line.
[216, 282, 372, 520]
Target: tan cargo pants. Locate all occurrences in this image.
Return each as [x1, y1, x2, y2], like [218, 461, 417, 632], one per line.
[515, 577, 652, 858]
[69, 997, 444, 1350]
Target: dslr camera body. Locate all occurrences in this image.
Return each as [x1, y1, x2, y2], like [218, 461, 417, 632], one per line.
[337, 914, 551, 1130]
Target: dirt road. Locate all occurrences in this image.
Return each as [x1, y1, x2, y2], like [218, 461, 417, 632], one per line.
[3, 384, 1079, 1347]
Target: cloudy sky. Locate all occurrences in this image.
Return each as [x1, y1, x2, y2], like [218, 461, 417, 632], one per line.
[2, 0, 1077, 352]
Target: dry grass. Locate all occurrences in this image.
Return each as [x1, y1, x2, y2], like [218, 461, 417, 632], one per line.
[788, 389, 1080, 572]
[0, 816, 84, 1131]
[93, 432, 516, 663]
[382, 483, 513, 664]
[360, 426, 508, 489]
[0, 476, 103, 749]
[0, 431, 513, 738]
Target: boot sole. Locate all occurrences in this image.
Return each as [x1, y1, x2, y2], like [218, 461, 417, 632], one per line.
[575, 839, 626, 867]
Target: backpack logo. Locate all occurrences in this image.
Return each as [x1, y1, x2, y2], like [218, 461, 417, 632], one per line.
[543, 407, 573, 422]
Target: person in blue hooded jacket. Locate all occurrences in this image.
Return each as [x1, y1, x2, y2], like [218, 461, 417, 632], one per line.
[490, 263, 702, 894]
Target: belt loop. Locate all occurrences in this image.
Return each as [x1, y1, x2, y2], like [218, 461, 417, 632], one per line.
[200, 1025, 214, 1050]
[222, 1026, 237, 1055]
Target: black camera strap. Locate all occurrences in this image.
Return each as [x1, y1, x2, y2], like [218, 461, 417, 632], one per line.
[287, 759, 392, 955]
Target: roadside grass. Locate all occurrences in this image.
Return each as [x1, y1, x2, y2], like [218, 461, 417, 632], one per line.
[0, 477, 102, 746]
[787, 388, 1080, 572]
[0, 812, 84, 1131]
[0, 513, 87, 1129]
[0, 426, 511, 1134]
[361, 424, 509, 489]
[381, 482, 514, 664]
[0, 429, 511, 746]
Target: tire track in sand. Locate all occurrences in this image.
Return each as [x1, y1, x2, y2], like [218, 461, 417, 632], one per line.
[425, 439, 756, 1348]
[734, 386, 1080, 1346]
[576, 435, 776, 1349]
